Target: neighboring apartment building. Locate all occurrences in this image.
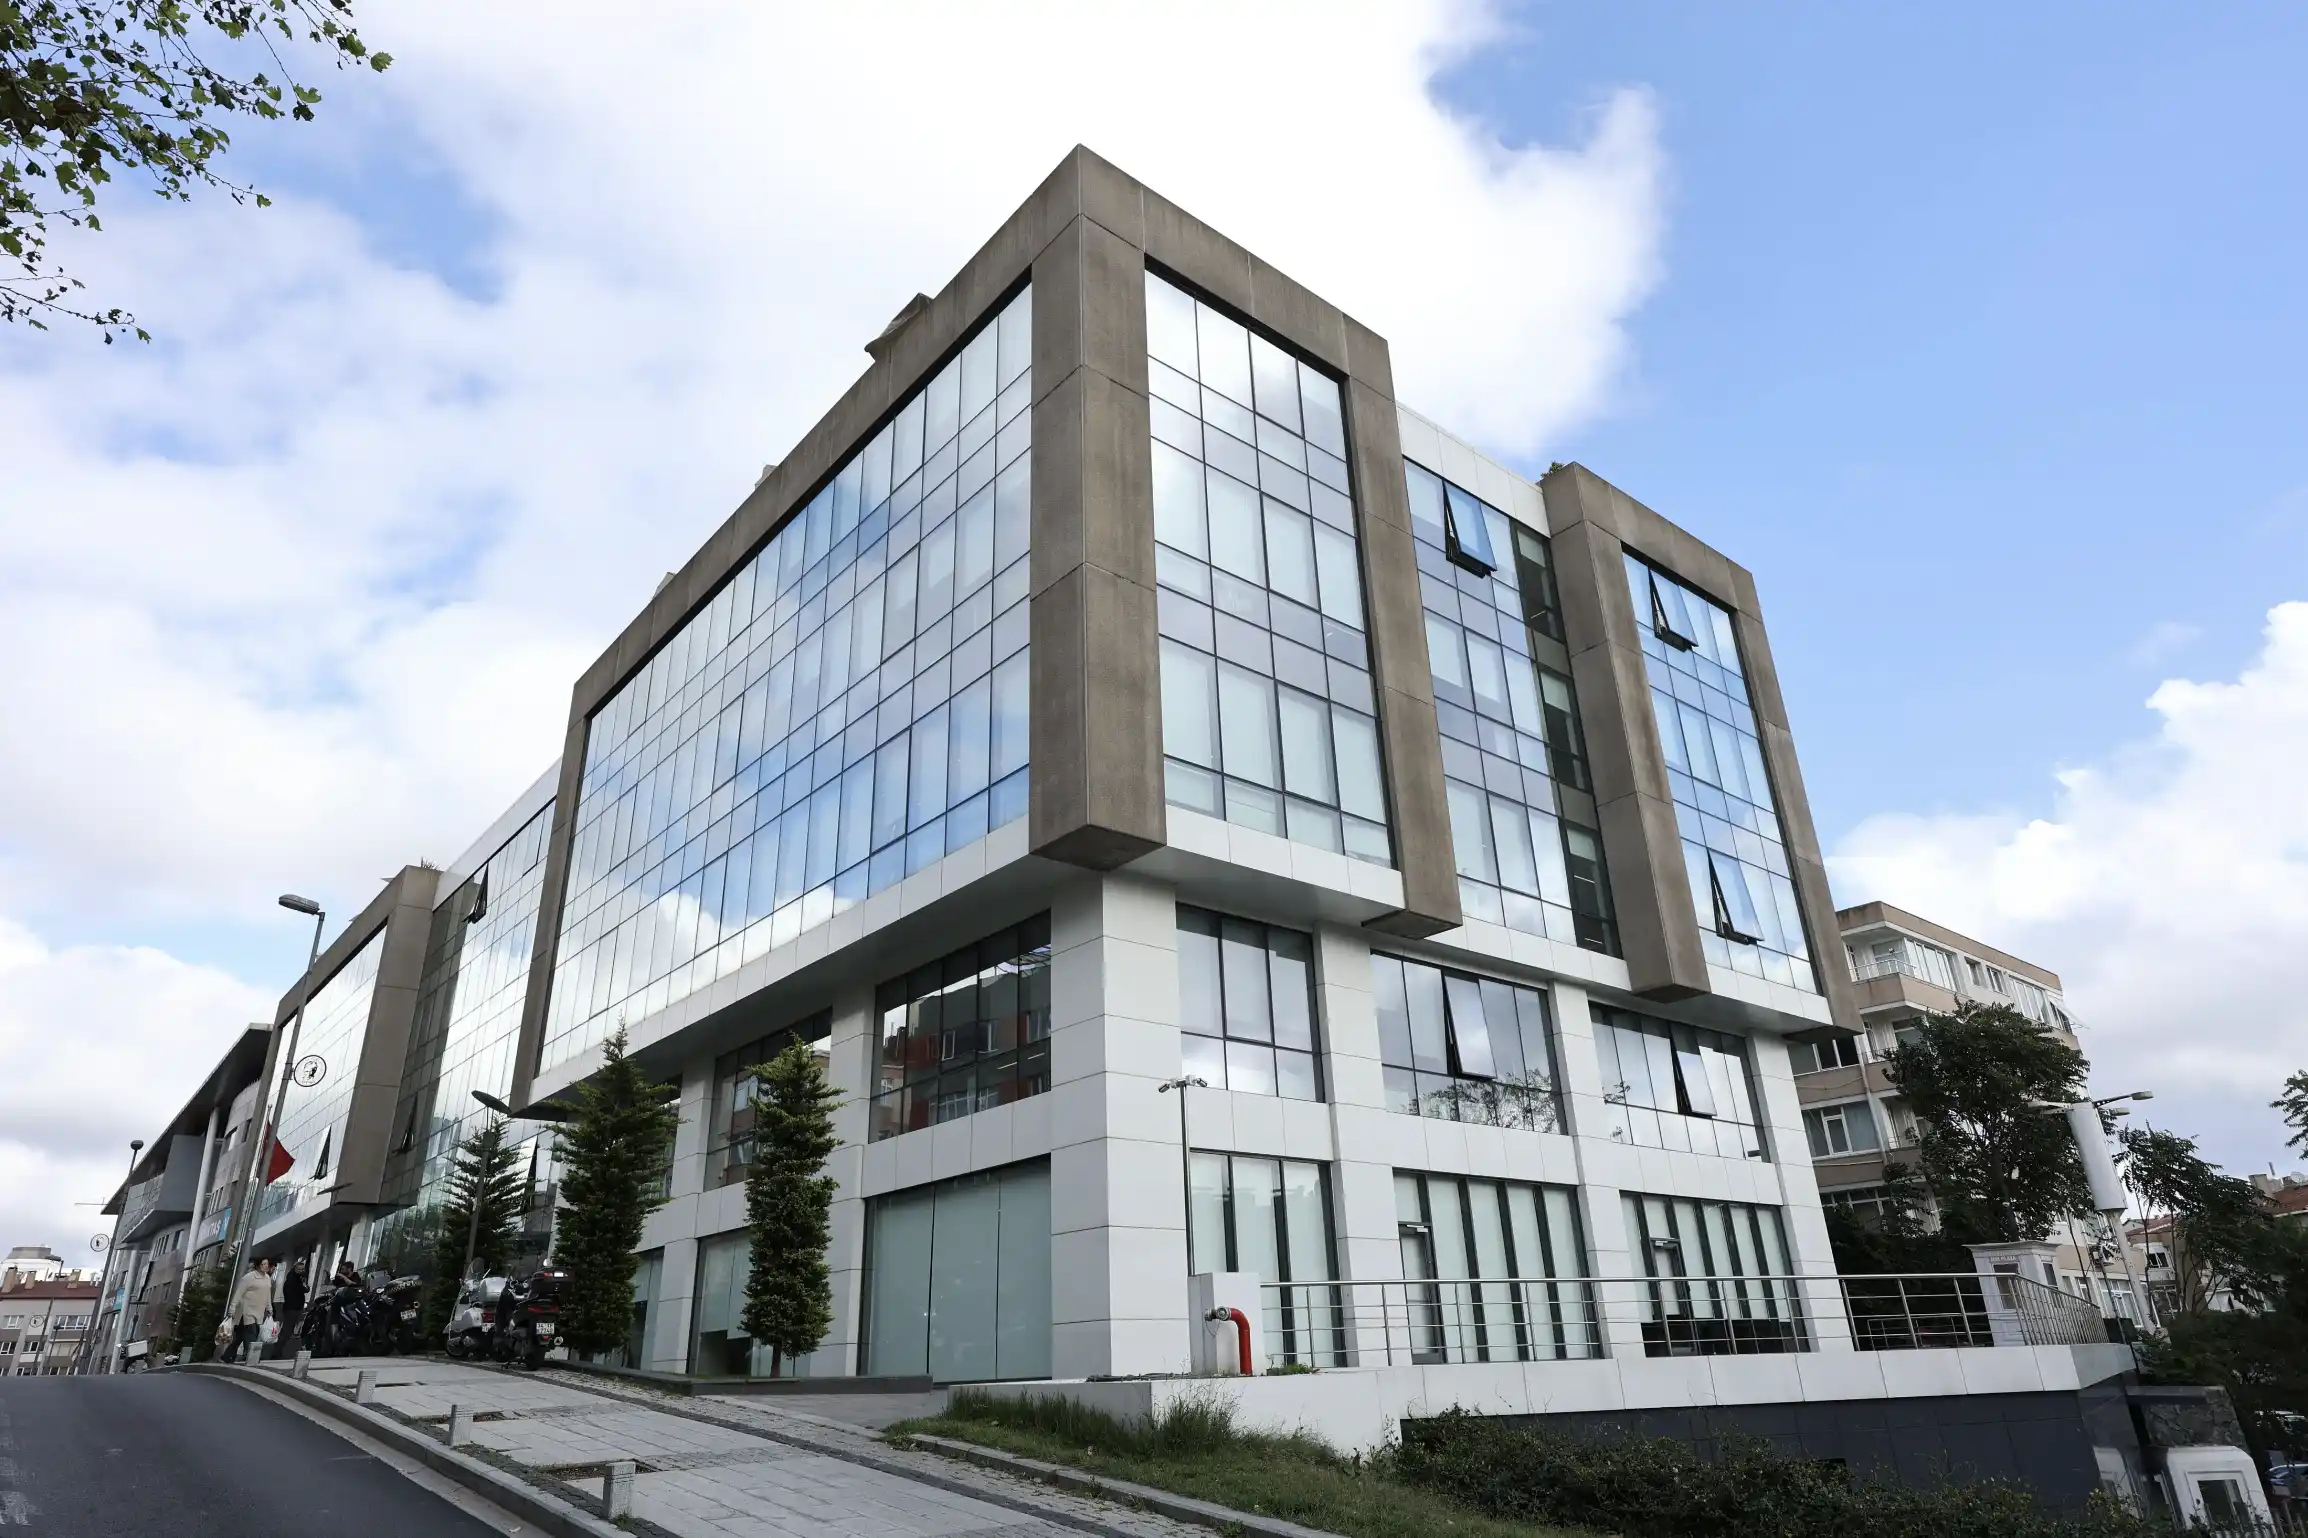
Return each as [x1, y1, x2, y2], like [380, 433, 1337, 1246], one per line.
[1794, 901, 2079, 1215]
[0, 1246, 97, 1290]
[0, 1280, 98, 1375]
[132, 149, 2233, 1508]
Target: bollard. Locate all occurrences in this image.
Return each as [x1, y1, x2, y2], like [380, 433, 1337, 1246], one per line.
[292, 1350, 312, 1381]
[602, 1461, 635, 1521]
[242, 1339, 259, 1366]
[354, 1369, 377, 1405]
[448, 1403, 471, 1448]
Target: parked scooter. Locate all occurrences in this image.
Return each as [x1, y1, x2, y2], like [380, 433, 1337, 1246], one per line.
[492, 1268, 570, 1370]
[444, 1275, 507, 1359]
[300, 1268, 425, 1356]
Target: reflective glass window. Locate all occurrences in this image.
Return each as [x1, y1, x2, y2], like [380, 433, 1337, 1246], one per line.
[543, 288, 1034, 1070]
[1176, 907, 1321, 1101]
[1148, 271, 1390, 867]
[1187, 1151, 1340, 1367]
[1371, 953, 1561, 1131]
[1623, 555, 1816, 991]
[707, 1012, 834, 1186]
[871, 915, 1051, 1141]
[256, 931, 385, 1231]
[370, 805, 559, 1279]
[1591, 1004, 1766, 1160]
[1621, 1191, 1803, 1356]
[1394, 1171, 1597, 1362]
[1406, 460, 1617, 952]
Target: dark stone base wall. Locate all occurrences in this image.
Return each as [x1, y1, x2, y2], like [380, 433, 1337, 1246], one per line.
[1452, 1389, 2121, 1511]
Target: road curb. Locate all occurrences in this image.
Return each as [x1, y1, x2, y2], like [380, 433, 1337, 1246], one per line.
[901, 1434, 1346, 1538]
[180, 1363, 626, 1538]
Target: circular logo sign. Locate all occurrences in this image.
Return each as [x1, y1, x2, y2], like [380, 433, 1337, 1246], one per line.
[89, 1234, 108, 1253]
[292, 1054, 328, 1088]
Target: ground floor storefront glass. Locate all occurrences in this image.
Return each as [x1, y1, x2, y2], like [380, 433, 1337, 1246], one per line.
[862, 1159, 1050, 1382]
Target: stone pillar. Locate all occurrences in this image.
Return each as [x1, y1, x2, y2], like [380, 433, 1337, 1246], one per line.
[820, 986, 876, 1377]
[1046, 872, 1190, 1377]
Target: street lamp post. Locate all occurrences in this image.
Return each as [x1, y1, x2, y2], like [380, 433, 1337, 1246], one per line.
[221, 895, 327, 1335]
[2053, 1091, 2159, 1335]
[1156, 1076, 1208, 1262]
[82, 1139, 141, 1374]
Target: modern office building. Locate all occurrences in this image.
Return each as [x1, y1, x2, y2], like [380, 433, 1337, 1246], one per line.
[88, 1026, 274, 1367]
[145, 148, 2259, 1511]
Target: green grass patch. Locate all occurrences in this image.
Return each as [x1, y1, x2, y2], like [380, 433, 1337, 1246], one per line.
[888, 1388, 1589, 1538]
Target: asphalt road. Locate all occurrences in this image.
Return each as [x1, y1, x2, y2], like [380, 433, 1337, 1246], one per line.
[0, 1371, 509, 1535]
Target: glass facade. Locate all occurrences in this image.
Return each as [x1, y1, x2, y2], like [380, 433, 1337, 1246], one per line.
[872, 915, 1051, 1141]
[1592, 1005, 1765, 1160]
[1394, 1171, 1597, 1362]
[1407, 461, 1618, 951]
[544, 287, 1035, 1070]
[863, 1159, 1051, 1382]
[1621, 1192, 1803, 1356]
[1175, 906, 1320, 1101]
[1623, 555, 1816, 991]
[1146, 271, 1391, 866]
[1371, 953, 1561, 1132]
[706, 1013, 832, 1188]
[1188, 1152, 1340, 1367]
[372, 805, 558, 1279]
[256, 931, 384, 1231]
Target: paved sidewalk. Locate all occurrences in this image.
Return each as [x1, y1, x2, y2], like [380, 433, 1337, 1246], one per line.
[257, 1358, 1204, 1538]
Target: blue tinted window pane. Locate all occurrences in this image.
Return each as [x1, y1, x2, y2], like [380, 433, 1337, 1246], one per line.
[543, 290, 1032, 1070]
[1151, 271, 1389, 867]
[1623, 554, 1814, 992]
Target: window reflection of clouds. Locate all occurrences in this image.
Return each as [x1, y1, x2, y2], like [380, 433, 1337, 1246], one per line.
[1622, 556, 1817, 992]
[257, 931, 383, 1229]
[1147, 271, 1391, 866]
[544, 290, 1034, 1071]
[370, 804, 555, 1272]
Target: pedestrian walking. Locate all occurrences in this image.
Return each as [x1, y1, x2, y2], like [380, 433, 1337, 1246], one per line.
[230, 1256, 274, 1361]
[271, 1257, 309, 1359]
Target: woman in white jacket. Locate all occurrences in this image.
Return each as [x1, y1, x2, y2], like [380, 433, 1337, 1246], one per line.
[228, 1257, 274, 1361]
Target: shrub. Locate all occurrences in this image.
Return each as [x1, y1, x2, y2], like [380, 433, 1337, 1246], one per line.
[1394, 1409, 2162, 1538]
[942, 1387, 1332, 1463]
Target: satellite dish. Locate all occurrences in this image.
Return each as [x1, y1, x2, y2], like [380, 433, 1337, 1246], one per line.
[292, 1054, 328, 1088]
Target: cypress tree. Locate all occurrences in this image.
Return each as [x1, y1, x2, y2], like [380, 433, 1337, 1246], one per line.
[554, 1027, 680, 1357]
[741, 1039, 841, 1376]
[422, 1115, 526, 1338]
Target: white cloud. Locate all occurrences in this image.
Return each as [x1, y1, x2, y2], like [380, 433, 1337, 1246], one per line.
[0, 2, 1666, 1217]
[0, 920, 273, 1259]
[1832, 602, 2308, 1174]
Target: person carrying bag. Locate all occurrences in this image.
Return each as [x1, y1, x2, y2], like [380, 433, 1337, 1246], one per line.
[229, 1257, 274, 1363]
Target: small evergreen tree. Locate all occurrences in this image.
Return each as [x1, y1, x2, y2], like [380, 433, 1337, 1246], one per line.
[741, 1040, 842, 1375]
[554, 1027, 679, 1357]
[169, 1263, 229, 1361]
[422, 1116, 526, 1339]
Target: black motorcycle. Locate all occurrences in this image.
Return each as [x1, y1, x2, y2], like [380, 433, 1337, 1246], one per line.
[300, 1271, 424, 1356]
[492, 1268, 569, 1370]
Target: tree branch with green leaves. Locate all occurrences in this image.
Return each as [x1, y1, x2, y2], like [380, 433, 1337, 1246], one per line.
[0, 0, 389, 340]
[741, 1039, 841, 1377]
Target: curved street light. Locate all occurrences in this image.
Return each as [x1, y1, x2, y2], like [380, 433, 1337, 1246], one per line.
[221, 895, 327, 1350]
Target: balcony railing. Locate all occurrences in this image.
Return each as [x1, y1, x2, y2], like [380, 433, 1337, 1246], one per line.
[1254, 1270, 2108, 1370]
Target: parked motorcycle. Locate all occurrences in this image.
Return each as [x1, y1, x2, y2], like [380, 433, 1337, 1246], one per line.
[444, 1275, 507, 1360]
[492, 1268, 569, 1370]
[299, 1270, 425, 1356]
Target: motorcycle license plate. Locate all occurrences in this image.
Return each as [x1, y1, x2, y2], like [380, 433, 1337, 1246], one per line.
[534, 1323, 554, 1337]
[401, 1309, 418, 1321]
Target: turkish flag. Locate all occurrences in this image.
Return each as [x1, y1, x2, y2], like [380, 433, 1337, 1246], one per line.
[263, 1131, 295, 1185]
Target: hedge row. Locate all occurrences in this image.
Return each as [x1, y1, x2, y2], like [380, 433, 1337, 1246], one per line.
[1393, 1409, 2181, 1538]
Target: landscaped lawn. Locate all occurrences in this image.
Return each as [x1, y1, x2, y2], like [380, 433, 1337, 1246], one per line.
[888, 1389, 1588, 1538]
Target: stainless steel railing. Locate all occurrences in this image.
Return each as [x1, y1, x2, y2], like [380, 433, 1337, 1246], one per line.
[1254, 1270, 2107, 1370]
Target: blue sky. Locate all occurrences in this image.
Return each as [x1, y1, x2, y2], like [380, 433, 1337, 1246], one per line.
[1452, 1, 2307, 839]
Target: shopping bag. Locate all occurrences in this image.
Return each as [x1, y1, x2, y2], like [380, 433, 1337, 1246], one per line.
[261, 1316, 281, 1345]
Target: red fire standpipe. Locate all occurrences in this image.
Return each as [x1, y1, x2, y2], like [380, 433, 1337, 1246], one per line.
[1206, 1306, 1253, 1376]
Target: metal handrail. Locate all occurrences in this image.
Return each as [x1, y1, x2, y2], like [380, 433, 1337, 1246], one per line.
[1252, 1270, 2107, 1370]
